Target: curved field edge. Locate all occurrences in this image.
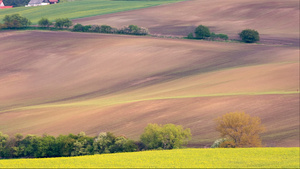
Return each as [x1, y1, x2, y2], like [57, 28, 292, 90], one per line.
[0, 148, 299, 168]
[1, 91, 298, 113]
[0, 0, 182, 25]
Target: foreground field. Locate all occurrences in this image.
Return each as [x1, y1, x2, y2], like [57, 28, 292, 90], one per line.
[0, 148, 299, 168]
[0, 0, 180, 24]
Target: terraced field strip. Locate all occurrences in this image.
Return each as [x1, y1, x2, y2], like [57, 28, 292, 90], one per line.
[0, 0, 182, 24]
[0, 148, 299, 168]
[1, 91, 298, 113]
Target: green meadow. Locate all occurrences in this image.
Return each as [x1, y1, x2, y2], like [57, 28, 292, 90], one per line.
[0, 0, 181, 24]
[0, 148, 299, 168]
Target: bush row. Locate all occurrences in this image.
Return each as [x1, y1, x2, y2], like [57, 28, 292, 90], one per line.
[0, 131, 137, 158]
[72, 23, 149, 35]
[0, 123, 191, 159]
[187, 25, 259, 43]
[0, 14, 259, 42]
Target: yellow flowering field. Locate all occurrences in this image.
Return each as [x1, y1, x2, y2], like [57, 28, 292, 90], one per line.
[0, 148, 299, 168]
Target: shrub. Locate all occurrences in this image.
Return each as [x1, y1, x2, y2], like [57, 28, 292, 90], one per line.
[89, 25, 101, 32]
[0, 23, 7, 29]
[239, 29, 260, 43]
[72, 24, 91, 32]
[194, 25, 210, 39]
[72, 23, 84, 32]
[209, 32, 228, 41]
[38, 18, 52, 28]
[119, 25, 149, 35]
[100, 25, 114, 33]
[55, 18, 72, 29]
[140, 123, 191, 150]
[187, 33, 194, 39]
[211, 138, 235, 148]
[217, 33, 228, 40]
[211, 138, 227, 148]
[3, 14, 31, 29]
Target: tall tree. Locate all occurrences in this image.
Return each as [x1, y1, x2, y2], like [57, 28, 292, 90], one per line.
[215, 112, 265, 147]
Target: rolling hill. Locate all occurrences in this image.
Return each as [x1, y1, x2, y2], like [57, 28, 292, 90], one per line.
[0, 0, 299, 147]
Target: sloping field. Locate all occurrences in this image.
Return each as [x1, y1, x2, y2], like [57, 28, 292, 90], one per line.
[0, 148, 299, 168]
[0, 30, 299, 146]
[74, 0, 299, 46]
[0, 0, 181, 24]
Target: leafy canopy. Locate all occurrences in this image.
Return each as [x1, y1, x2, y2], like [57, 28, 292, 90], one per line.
[239, 29, 260, 43]
[194, 25, 210, 39]
[215, 112, 265, 147]
[140, 123, 191, 149]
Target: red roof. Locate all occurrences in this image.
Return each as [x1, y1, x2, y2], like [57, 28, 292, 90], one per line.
[0, 6, 13, 8]
[49, 0, 58, 2]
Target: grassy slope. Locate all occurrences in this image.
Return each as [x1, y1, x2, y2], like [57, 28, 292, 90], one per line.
[0, 0, 181, 24]
[0, 148, 299, 168]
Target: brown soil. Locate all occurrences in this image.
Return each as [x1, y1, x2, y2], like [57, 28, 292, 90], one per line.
[73, 0, 299, 46]
[0, 0, 299, 147]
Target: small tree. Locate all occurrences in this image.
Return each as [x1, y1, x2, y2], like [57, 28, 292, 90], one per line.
[55, 18, 72, 29]
[38, 18, 52, 28]
[72, 23, 84, 32]
[194, 25, 210, 39]
[140, 123, 191, 150]
[0, 132, 9, 158]
[3, 14, 31, 29]
[62, 18, 72, 28]
[215, 112, 265, 147]
[239, 29, 260, 43]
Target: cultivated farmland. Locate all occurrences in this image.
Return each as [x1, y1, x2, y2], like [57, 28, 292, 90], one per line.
[0, 0, 299, 148]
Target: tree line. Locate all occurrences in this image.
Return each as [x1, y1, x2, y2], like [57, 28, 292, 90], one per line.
[0, 14, 149, 36]
[0, 124, 191, 159]
[187, 25, 260, 43]
[0, 14, 260, 42]
[0, 112, 265, 159]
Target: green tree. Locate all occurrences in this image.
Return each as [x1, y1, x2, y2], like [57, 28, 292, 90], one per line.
[194, 25, 210, 39]
[215, 112, 265, 147]
[100, 25, 113, 33]
[3, 14, 31, 29]
[55, 18, 72, 29]
[239, 29, 260, 43]
[0, 132, 9, 158]
[93, 132, 116, 154]
[71, 132, 93, 156]
[140, 123, 191, 150]
[38, 18, 53, 28]
[109, 136, 137, 153]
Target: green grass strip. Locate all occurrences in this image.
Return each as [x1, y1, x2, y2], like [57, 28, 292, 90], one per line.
[0, 0, 182, 25]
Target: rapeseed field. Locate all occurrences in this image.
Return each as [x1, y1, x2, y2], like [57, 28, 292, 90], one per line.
[0, 148, 299, 168]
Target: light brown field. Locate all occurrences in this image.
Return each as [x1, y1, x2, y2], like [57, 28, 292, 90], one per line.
[0, 0, 299, 147]
[74, 0, 299, 46]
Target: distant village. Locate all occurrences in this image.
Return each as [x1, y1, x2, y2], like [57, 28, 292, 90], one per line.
[0, 0, 58, 9]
